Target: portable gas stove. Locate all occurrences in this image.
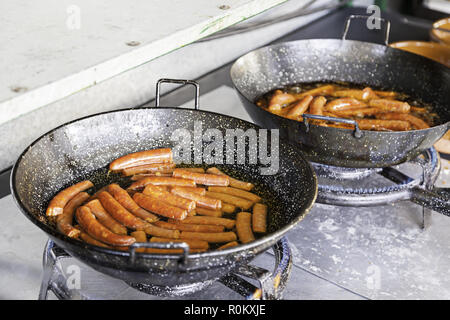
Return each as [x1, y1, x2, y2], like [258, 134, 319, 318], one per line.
[38, 238, 291, 300]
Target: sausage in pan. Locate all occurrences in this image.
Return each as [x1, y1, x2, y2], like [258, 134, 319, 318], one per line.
[56, 192, 90, 238]
[376, 113, 430, 130]
[121, 163, 176, 176]
[128, 176, 196, 191]
[84, 199, 128, 235]
[180, 231, 237, 243]
[170, 187, 222, 210]
[143, 184, 196, 211]
[205, 167, 254, 191]
[172, 169, 230, 186]
[97, 191, 149, 230]
[107, 183, 159, 222]
[368, 99, 411, 113]
[170, 216, 235, 229]
[46, 180, 93, 216]
[154, 220, 225, 233]
[75, 206, 136, 246]
[133, 192, 188, 220]
[205, 191, 254, 210]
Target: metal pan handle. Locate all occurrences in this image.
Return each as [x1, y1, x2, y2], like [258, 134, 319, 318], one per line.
[155, 78, 200, 110]
[128, 241, 190, 265]
[410, 187, 450, 217]
[342, 14, 391, 46]
[302, 114, 363, 138]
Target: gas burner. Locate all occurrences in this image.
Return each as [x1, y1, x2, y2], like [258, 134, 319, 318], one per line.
[38, 238, 292, 300]
[314, 148, 449, 224]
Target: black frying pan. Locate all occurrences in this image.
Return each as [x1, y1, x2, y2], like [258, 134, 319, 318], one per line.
[230, 16, 450, 168]
[10, 79, 317, 287]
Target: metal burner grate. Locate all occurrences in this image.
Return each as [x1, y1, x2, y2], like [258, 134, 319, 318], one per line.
[313, 148, 450, 226]
[38, 238, 292, 300]
[314, 148, 441, 206]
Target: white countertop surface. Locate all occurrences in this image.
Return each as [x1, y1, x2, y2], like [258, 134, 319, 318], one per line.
[0, 0, 287, 125]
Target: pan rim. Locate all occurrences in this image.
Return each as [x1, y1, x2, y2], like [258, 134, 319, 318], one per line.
[10, 106, 318, 262]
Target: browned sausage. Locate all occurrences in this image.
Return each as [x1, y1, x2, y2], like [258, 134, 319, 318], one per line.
[97, 191, 149, 230]
[333, 107, 382, 118]
[368, 99, 411, 113]
[109, 148, 173, 171]
[376, 113, 430, 130]
[133, 192, 188, 220]
[128, 176, 196, 191]
[356, 119, 411, 131]
[172, 169, 229, 186]
[170, 216, 235, 229]
[268, 90, 296, 113]
[121, 163, 176, 176]
[170, 187, 222, 210]
[107, 183, 159, 222]
[75, 206, 136, 246]
[325, 98, 367, 112]
[46, 180, 94, 216]
[142, 184, 196, 211]
[172, 186, 206, 196]
[130, 173, 173, 181]
[84, 199, 128, 235]
[179, 167, 205, 173]
[205, 167, 254, 191]
[252, 203, 267, 233]
[56, 192, 90, 238]
[195, 207, 223, 217]
[150, 237, 209, 250]
[144, 223, 180, 239]
[297, 84, 335, 98]
[205, 191, 254, 210]
[207, 186, 261, 203]
[285, 95, 313, 119]
[217, 241, 239, 250]
[309, 96, 327, 116]
[154, 220, 225, 233]
[76, 227, 113, 248]
[331, 87, 378, 101]
[180, 231, 237, 243]
[130, 230, 148, 253]
[236, 212, 255, 244]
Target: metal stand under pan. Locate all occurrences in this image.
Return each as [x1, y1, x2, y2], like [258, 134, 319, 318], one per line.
[313, 148, 450, 228]
[38, 238, 292, 300]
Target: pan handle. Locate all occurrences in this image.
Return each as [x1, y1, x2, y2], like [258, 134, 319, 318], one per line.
[410, 187, 450, 217]
[302, 114, 363, 138]
[155, 78, 200, 110]
[342, 14, 391, 46]
[128, 241, 190, 265]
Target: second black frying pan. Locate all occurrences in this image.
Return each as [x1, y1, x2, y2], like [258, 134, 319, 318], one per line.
[230, 16, 450, 168]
